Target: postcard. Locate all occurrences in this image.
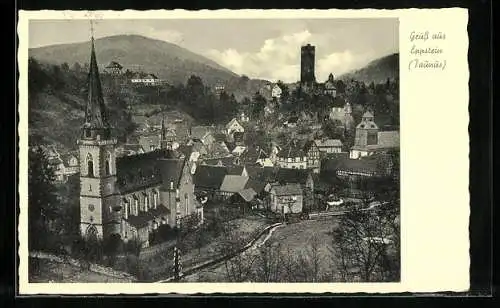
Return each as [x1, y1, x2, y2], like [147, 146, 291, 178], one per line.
[17, 8, 469, 294]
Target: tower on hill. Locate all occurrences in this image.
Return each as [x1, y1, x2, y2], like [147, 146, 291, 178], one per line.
[300, 44, 316, 89]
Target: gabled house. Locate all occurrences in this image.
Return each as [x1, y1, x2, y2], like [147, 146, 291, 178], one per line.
[219, 175, 249, 199]
[193, 165, 228, 200]
[269, 183, 304, 214]
[105, 61, 123, 75]
[276, 139, 308, 169]
[226, 118, 245, 136]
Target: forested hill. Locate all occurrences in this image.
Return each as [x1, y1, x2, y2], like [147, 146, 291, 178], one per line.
[29, 34, 269, 101]
[341, 53, 399, 84]
[27, 58, 244, 152]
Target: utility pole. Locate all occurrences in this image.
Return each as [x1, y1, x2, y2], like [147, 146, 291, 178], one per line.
[173, 191, 182, 281]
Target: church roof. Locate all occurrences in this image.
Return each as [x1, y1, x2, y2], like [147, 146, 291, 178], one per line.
[116, 150, 165, 193]
[83, 37, 109, 130]
[158, 156, 186, 191]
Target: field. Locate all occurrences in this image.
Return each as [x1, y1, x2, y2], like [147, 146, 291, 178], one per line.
[140, 214, 270, 281]
[184, 217, 340, 282]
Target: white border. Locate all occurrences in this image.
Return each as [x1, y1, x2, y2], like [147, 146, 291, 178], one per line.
[18, 8, 470, 294]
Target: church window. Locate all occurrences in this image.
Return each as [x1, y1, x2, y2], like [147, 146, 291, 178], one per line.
[184, 193, 189, 215]
[86, 153, 94, 177]
[153, 191, 158, 209]
[367, 132, 378, 145]
[144, 194, 150, 210]
[88, 204, 95, 212]
[105, 152, 112, 175]
[85, 129, 91, 138]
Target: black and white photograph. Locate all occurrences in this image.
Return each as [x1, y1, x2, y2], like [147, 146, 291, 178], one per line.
[25, 16, 401, 284]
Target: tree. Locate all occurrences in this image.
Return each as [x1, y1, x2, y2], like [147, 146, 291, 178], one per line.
[251, 91, 267, 119]
[28, 146, 59, 251]
[254, 242, 283, 282]
[322, 119, 344, 140]
[332, 205, 400, 282]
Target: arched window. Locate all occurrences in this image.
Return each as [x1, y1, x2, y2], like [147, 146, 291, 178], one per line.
[86, 224, 98, 241]
[153, 191, 158, 209]
[133, 195, 139, 215]
[86, 153, 94, 177]
[105, 152, 112, 176]
[184, 193, 189, 215]
[144, 194, 149, 211]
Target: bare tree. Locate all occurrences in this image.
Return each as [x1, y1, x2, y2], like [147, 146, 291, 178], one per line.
[254, 242, 283, 282]
[332, 206, 400, 282]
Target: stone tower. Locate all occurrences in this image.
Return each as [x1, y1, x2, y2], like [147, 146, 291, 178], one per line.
[77, 34, 119, 240]
[354, 111, 379, 148]
[300, 44, 316, 89]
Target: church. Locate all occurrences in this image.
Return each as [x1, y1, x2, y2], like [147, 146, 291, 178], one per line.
[77, 35, 202, 248]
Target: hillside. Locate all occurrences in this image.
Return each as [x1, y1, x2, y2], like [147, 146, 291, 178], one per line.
[29, 35, 268, 100]
[340, 53, 399, 84]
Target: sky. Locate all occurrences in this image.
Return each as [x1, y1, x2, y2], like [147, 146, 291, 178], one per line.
[29, 19, 399, 82]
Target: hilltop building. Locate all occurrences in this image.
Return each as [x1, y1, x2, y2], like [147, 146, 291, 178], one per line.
[105, 61, 123, 75]
[77, 36, 201, 248]
[324, 73, 337, 97]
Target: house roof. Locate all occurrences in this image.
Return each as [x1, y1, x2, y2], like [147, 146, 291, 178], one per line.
[158, 156, 186, 191]
[227, 165, 245, 176]
[271, 183, 303, 196]
[232, 145, 247, 155]
[278, 140, 306, 158]
[336, 158, 379, 174]
[314, 139, 343, 148]
[238, 188, 257, 202]
[220, 175, 249, 193]
[193, 165, 228, 190]
[275, 168, 311, 185]
[106, 61, 123, 69]
[225, 118, 242, 130]
[244, 178, 267, 194]
[125, 205, 170, 229]
[191, 126, 214, 141]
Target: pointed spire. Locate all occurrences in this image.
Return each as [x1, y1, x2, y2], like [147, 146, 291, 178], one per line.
[83, 20, 110, 138]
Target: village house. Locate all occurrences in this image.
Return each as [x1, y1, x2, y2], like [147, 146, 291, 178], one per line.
[350, 111, 400, 159]
[104, 61, 123, 75]
[48, 152, 80, 183]
[329, 100, 354, 132]
[276, 139, 308, 169]
[271, 84, 283, 99]
[219, 175, 249, 199]
[214, 83, 225, 96]
[303, 139, 343, 172]
[239, 112, 250, 123]
[77, 37, 200, 248]
[193, 165, 228, 201]
[225, 118, 245, 137]
[274, 168, 315, 193]
[269, 183, 304, 214]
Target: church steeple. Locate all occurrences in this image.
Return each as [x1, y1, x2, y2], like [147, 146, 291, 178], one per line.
[82, 22, 110, 140]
